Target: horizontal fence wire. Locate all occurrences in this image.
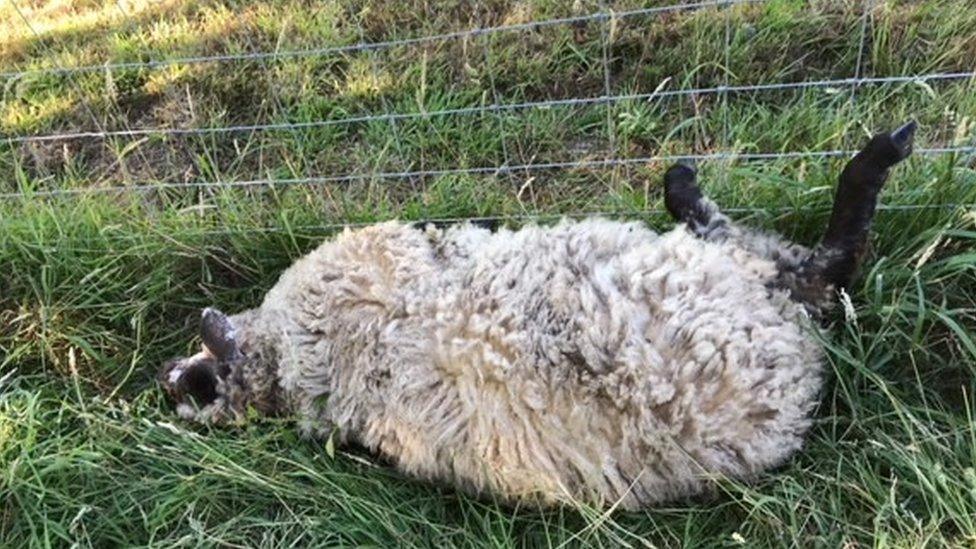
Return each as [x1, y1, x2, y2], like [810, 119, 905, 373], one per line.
[0, 0, 760, 81]
[112, 201, 976, 239]
[2, 145, 974, 200]
[254, 202, 976, 229]
[6, 71, 975, 144]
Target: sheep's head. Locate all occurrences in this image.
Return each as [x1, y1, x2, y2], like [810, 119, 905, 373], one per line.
[160, 308, 283, 424]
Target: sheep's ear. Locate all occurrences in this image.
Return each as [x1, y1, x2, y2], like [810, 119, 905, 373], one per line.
[201, 307, 240, 361]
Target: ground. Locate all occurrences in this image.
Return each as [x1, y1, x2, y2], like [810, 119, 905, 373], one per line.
[1, 0, 976, 546]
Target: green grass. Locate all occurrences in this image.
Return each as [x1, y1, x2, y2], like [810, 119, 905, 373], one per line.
[2, 0, 976, 546]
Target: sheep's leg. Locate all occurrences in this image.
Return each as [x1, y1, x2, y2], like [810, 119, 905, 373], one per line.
[811, 121, 916, 290]
[663, 163, 733, 241]
[664, 122, 915, 313]
[663, 164, 813, 295]
[663, 163, 772, 251]
[785, 121, 916, 308]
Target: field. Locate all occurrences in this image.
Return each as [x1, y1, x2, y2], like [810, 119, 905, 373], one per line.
[1, 0, 976, 546]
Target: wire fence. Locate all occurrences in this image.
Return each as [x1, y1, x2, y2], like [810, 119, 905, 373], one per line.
[2, 0, 975, 224]
[0, 0, 759, 80]
[5, 71, 975, 145]
[190, 201, 976, 236]
[78, 199, 969, 241]
[2, 145, 974, 200]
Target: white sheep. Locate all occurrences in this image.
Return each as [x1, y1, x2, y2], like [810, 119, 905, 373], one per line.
[160, 122, 916, 509]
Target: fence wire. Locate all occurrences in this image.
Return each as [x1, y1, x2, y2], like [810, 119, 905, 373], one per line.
[7, 71, 974, 144]
[2, 0, 975, 226]
[2, 146, 974, 201]
[0, 0, 759, 80]
[130, 201, 976, 239]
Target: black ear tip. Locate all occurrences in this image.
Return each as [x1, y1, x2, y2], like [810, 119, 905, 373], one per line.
[201, 307, 231, 336]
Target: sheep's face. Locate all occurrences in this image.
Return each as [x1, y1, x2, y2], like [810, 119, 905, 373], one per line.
[160, 352, 229, 423]
[159, 308, 266, 424]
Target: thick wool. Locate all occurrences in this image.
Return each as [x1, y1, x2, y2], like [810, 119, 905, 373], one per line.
[167, 218, 824, 509]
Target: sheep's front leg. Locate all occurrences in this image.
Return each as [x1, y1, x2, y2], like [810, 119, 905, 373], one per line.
[663, 163, 734, 241]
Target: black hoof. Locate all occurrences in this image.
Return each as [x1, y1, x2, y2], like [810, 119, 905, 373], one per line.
[664, 162, 697, 183]
[663, 163, 703, 222]
[863, 120, 917, 168]
[889, 119, 917, 160]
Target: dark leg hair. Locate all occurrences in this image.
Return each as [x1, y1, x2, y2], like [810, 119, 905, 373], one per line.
[663, 163, 732, 241]
[663, 122, 916, 313]
[802, 120, 916, 294]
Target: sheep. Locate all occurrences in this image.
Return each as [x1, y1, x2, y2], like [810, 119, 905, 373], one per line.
[159, 122, 916, 509]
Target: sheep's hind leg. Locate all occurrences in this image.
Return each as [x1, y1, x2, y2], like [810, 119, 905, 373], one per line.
[786, 121, 917, 308]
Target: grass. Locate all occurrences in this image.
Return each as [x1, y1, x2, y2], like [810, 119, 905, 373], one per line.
[1, 0, 976, 546]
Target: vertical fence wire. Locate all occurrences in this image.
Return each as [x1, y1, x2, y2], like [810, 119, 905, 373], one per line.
[102, 0, 169, 186]
[7, 0, 115, 179]
[364, 16, 419, 221]
[599, 5, 617, 168]
[852, 0, 872, 99]
[480, 29, 528, 212]
[719, 0, 734, 197]
[249, 22, 314, 196]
